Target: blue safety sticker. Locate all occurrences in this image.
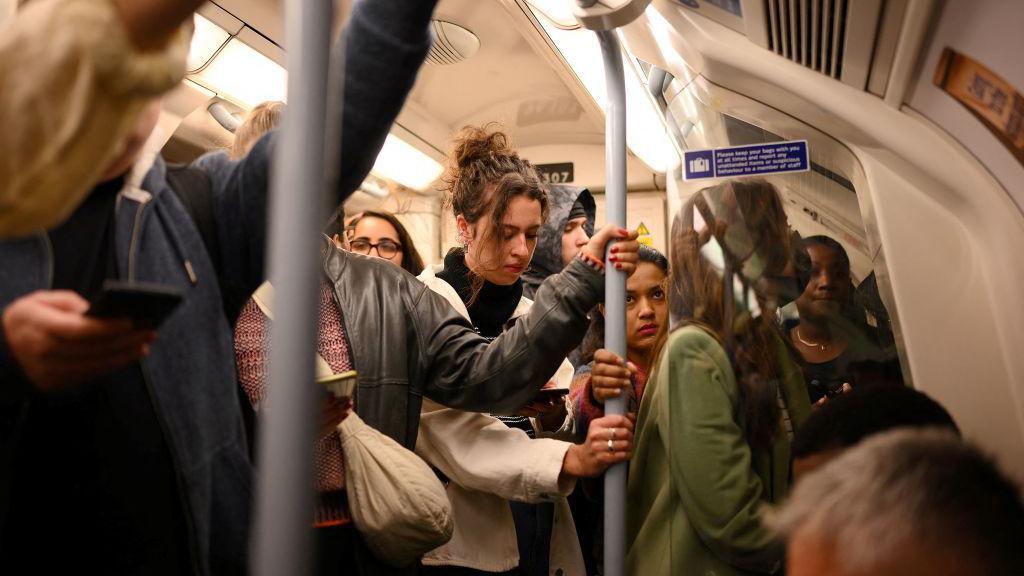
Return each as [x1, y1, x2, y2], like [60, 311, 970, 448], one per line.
[683, 140, 809, 181]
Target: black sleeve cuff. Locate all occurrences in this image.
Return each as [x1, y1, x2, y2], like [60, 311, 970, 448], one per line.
[0, 317, 34, 407]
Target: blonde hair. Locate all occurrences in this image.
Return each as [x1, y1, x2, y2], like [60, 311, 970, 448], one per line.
[230, 101, 284, 159]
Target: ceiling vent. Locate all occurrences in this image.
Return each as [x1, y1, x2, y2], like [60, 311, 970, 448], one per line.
[763, 0, 857, 81]
[673, 0, 901, 94]
[426, 20, 480, 65]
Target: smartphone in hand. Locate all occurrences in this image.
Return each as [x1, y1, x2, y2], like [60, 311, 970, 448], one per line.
[533, 387, 570, 403]
[87, 280, 184, 329]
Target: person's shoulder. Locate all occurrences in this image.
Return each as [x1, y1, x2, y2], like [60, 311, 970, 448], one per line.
[416, 265, 453, 296]
[416, 266, 469, 316]
[333, 247, 414, 281]
[665, 325, 729, 365]
[513, 294, 533, 317]
[663, 323, 737, 373]
[663, 327, 738, 398]
[191, 149, 231, 172]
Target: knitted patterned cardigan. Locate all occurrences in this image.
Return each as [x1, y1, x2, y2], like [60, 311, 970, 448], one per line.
[234, 281, 354, 526]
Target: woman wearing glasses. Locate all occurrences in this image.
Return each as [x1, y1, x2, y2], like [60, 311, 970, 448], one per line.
[233, 164, 640, 574]
[345, 210, 425, 276]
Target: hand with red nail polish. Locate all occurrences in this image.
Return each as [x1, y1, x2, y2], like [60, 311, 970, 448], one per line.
[582, 225, 640, 276]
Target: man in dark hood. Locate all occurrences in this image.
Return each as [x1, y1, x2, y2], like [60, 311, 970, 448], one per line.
[522, 184, 596, 299]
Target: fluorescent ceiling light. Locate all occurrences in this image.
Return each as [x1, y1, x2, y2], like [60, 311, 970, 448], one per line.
[191, 38, 288, 108]
[525, 0, 581, 29]
[371, 134, 444, 191]
[359, 177, 390, 199]
[187, 14, 230, 73]
[537, 17, 678, 173]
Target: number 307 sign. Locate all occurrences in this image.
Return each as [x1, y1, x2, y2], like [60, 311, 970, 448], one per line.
[535, 162, 575, 184]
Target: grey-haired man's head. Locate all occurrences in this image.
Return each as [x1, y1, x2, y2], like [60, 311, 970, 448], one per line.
[769, 428, 1024, 576]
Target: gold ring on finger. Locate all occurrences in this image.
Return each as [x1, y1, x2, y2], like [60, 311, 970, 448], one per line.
[607, 438, 614, 453]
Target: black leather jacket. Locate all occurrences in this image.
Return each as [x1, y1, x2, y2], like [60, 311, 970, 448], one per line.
[321, 245, 602, 448]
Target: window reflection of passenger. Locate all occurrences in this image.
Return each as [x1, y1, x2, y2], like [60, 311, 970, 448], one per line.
[599, 180, 812, 576]
[786, 236, 899, 405]
[853, 270, 897, 350]
[344, 210, 425, 276]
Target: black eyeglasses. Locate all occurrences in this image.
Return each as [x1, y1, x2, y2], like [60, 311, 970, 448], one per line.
[349, 238, 401, 259]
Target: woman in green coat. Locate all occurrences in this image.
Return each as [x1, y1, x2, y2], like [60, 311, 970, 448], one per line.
[593, 179, 811, 575]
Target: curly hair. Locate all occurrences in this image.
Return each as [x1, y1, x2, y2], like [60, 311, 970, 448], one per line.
[442, 125, 549, 300]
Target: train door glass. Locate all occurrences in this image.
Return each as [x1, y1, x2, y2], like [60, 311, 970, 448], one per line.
[631, 65, 905, 574]
[657, 67, 904, 390]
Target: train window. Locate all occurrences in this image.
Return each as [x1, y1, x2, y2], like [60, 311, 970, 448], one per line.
[655, 66, 906, 398]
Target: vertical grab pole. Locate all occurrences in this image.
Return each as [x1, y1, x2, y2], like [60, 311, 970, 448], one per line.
[575, 4, 652, 573]
[252, 0, 334, 574]
[597, 29, 628, 576]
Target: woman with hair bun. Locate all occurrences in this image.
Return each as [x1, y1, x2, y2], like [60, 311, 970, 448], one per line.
[415, 125, 643, 576]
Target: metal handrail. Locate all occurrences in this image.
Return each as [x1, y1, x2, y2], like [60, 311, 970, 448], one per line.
[575, 2, 653, 574]
[251, 0, 335, 574]
[596, 28, 629, 576]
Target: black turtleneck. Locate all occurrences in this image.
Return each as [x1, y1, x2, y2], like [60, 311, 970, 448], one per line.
[436, 248, 523, 339]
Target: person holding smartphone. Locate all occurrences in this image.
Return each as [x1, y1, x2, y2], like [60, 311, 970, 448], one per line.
[0, 0, 441, 573]
[0, 0, 206, 236]
[410, 126, 634, 576]
[234, 214, 641, 575]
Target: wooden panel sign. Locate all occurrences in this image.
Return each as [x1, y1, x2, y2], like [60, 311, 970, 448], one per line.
[535, 162, 575, 185]
[934, 48, 1024, 167]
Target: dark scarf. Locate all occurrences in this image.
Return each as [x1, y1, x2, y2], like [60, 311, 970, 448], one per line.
[436, 248, 523, 338]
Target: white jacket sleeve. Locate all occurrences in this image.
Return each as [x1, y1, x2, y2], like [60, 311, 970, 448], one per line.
[415, 399, 576, 504]
[0, 0, 190, 237]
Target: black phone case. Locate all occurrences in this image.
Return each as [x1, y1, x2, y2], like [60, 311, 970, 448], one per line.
[88, 280, 184, 329]
[535, 388, 570, 401]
